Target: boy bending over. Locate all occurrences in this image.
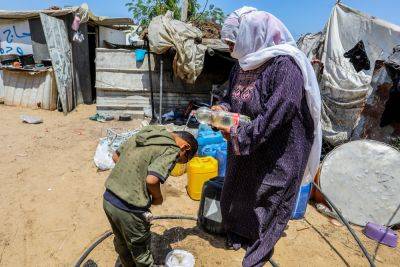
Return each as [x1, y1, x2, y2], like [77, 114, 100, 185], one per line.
[103, 126, 198, 267]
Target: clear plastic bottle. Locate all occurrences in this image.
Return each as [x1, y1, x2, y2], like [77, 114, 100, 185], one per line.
[193, 107, 250, 128]
[194, 107, 213, 125]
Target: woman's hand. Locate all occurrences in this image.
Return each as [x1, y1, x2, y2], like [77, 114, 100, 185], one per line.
[214, 124, 231, 140]
[211, 105, 224, 111]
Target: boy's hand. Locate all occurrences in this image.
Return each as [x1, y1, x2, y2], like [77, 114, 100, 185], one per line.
[112, 152, 120, 163]
[151, 196, 163, 205]
[146, 175, 163, 205]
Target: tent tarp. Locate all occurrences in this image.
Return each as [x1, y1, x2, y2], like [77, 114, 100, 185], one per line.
[319, 3, 400, 145]
[297, 32, 324, 61]
[148, 11, 207, 84]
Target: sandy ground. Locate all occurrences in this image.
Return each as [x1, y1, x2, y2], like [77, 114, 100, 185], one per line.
[0, 104, 399, 267]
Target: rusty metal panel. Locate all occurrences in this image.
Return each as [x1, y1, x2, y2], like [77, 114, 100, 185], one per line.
[352, 66, 400, 145]
[40, 13, 73, 113]
[95, 48, 219, 117]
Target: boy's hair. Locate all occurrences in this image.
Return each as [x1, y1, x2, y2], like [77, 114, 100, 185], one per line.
[173, 131, 198, 160]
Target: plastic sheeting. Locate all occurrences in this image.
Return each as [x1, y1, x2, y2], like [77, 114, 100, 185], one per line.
[319, 3, 400, 145]
[297, 32, 324, 61]
[148, 11, 207, 84]
[93, 128, 140, 170]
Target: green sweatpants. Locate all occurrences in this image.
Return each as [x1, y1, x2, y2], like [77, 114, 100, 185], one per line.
[103, 199, 154, 267]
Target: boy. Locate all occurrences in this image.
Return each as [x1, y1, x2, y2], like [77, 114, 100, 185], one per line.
[103, 125, 198, 267]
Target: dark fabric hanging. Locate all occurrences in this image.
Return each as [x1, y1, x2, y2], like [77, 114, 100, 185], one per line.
[380, 47, 400, 127]
[344, 40, 371, 72]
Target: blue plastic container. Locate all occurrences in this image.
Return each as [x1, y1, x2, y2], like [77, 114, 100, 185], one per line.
[291, 182, 312, 219]
[198, 142, 227, 177]
[197, 128, 224, 154]
[216, 148, 227, 177]
[198, 123, 212, 133]
[199, 142, 227, 157]
[200, 144, 220, 158]
[135, 49, 147, 62]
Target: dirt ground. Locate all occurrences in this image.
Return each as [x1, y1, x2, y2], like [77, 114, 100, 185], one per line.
[0, 104, 399, 267]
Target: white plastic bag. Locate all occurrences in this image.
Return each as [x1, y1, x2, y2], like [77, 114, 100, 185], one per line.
[94, 138, 115, 171]
[73, 31, 85, 43]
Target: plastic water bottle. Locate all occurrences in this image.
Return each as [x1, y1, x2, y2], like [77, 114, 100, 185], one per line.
[193, 107, 250, 128]
[193, 107, 213, 125]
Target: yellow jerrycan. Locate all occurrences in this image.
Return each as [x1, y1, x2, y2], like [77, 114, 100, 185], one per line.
[187, 156, 218, 200]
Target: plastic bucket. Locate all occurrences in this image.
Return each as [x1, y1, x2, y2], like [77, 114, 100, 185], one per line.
[165, 249, 195, 267]
[135, 49, 147, 62]
[291, 182, 312, 219]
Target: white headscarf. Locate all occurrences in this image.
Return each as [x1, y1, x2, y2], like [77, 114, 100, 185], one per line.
[221, 6, 257, 43]
[221, 7, 322, 184]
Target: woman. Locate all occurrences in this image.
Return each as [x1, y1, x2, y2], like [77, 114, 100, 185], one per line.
[212, 7, 322, 267]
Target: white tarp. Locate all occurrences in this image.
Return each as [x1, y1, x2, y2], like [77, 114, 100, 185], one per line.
[297, 32, 324, 61]
[320, 4, 400, 145]
[0, 20, 33, 56]
[148, 11, 207, 84]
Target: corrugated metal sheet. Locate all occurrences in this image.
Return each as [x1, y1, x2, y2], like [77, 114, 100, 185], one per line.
[41, 13, 74, 113]
[99, 26, 127, 47]
[352, 66, 400, 144]
[3, 69, 57, 110]
[0, 8, 77, 20]
[96, 48, 211, 117]
[96, 49, 150, 116]
[0, 70, 4, 99]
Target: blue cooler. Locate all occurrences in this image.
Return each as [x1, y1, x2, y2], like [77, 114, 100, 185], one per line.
[291, 182, 312, 219]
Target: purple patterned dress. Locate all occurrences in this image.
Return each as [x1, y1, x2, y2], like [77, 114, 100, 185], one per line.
[219, 55, 314, 267]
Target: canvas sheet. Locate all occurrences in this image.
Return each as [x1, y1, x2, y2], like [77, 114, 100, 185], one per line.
[320, 4, 400, 145]
[148, 11, 207, 84]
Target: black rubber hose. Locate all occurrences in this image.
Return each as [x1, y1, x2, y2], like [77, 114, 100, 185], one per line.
[269, 258, 279, 267]
[74, 230, 113, 267]
[74, 215, 197, 267]
[153, 215, 197, 221]
[74, 215, 278, 267]
[312, 182, 376, 267]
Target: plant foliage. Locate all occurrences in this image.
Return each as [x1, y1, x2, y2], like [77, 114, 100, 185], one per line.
[126, 0, 225, 29]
